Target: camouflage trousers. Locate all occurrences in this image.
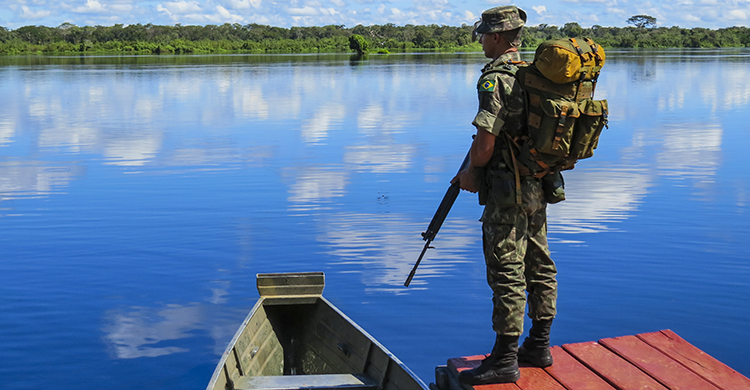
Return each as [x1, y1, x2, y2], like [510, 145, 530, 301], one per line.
[481, 177, 557, 336]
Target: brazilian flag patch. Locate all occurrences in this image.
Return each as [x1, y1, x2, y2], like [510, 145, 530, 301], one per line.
[479, 79, 495, 92]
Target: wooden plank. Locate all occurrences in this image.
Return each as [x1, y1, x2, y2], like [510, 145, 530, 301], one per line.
[544, 346, 615, 390]
[600, 335, 719, 390]
[257, 272, 325, 298]
[383, 358, 424, 390]
[446, 356, 564, 390]
[515, 366, 566, 390]
[235, 373, 378, 390]
[447, 355, 519, 390]
[363, 345, 389, 380]
[637, 330, 750, 390]
[563, 341, 668, 390]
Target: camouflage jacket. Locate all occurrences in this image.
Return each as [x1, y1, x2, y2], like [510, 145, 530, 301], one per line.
[472, 51, 526, 141]
[473, 52, 546, 218]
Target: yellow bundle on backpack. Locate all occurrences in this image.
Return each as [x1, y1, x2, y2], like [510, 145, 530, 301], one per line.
[534, 37, 606, 84]
[509, 36, 608, 175]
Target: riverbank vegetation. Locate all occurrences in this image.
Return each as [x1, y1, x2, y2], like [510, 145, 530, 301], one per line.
[1, 19, 749, 55]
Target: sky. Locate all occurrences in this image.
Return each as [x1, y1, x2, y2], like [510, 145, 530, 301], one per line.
[2, 0, 749, 30]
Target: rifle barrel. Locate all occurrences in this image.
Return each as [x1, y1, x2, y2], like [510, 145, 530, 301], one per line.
[403, 146, 472, 287]
[403, 239, 432, 287]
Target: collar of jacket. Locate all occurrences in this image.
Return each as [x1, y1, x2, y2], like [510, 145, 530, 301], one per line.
[482, 51, 522, 73]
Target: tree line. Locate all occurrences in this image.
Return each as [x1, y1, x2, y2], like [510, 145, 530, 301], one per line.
[1, 19, 749, 55]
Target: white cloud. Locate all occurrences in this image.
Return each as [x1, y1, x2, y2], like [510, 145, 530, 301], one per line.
[727, 9, 748, 20]
[213, 5, 245, 22]
[159, 0, 203, 14]
[225, 0, 258, 9]
[321, 7, 338, 16]
[4, 0, 750, 29]
[532, 5, 547, 15]
[110, 4, 134, 12]
[20, 5, 51, 19]
[287, 6, 320, 15]
[72, 0, 107, 13]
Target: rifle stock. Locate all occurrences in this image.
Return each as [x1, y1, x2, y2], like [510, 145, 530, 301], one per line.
[404, 148, 471, 287]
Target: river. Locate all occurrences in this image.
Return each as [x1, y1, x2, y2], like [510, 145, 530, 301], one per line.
[1, 49, 749, 389]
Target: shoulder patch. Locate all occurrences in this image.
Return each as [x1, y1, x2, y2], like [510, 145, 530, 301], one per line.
[479, 79, 496, 92]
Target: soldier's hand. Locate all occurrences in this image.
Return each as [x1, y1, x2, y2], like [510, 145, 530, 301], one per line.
[452, 168, 479, 193]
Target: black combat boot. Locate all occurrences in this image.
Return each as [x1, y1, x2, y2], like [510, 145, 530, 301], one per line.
[458, 334, 520, 385]
[518, 319, 553, 367]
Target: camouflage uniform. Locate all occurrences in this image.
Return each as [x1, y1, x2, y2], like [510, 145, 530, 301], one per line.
[473, 53, 558, 337]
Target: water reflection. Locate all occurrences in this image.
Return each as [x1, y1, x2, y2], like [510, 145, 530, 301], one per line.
[103, 287, 240, 359]
[233, 85, 271, 119]
[318, 212, 478, 291]
[104, 135, 163, 166]
[344, 145, 415, 173]
[0, 162, 84, 204]
[548, 167, 653, 234]
[104, 305, 198, 358]
[302, 103, 346, 144]
[3, 52, 750, 388]
[3, 51, 747, 228]
[656, 121, 722, 181]
[285, 166, 348, 209]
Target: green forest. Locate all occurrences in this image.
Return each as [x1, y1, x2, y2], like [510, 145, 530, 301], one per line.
[1, 17, 749, 55]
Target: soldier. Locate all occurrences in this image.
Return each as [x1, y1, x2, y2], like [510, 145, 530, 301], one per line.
[451, 5, 558, 385]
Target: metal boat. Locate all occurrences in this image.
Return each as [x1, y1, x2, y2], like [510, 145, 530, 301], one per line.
[207, 272, 428, 390]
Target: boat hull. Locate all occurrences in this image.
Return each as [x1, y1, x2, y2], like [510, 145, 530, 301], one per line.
[207, 273, 427, 390]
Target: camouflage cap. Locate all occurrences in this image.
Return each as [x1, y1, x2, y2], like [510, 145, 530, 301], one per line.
[474, 5, 527, 34]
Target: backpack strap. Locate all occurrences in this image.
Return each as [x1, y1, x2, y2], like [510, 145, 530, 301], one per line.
[583, 37, 604, 97]
[569, 38, 584, 56]
[503, 133, 523, 205]
[583, 38, 604, 68]
[552, 104, 570, 150]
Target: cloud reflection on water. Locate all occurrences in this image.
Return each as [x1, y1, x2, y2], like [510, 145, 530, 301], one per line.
[548, 167, 653, 234]
[103, 135, 163, 166]
[0, 118, 16, 145]
[302, 103, 346, 144]
[317, 212, 477, 291]
[656, 121, 722, 181]
[102, 281, 241, 359]
[104, 305, 198, 358]
[0, 163, 85, 204]
[4, 53, 739, 364]
[286, 166, 348, 208]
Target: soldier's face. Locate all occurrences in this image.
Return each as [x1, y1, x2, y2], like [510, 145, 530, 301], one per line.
[480, 33, 512, 60]
[480, 33, 499, 58]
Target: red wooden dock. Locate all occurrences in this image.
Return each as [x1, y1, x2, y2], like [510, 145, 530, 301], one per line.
[437, 330, 750, 390]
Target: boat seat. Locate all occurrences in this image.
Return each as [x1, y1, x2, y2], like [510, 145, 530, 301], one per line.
[234, 374, 378, 390]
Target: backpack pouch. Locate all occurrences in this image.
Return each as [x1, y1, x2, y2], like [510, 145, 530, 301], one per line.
[569, 99, 608, 160]
[528, 97, 581, 157]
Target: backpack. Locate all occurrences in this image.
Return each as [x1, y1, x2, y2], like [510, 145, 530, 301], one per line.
[478, 37, 609, 205]
[515, 37, 609, 174]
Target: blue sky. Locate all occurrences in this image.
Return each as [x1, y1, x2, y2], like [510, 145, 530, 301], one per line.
[2, 0, 749, 29]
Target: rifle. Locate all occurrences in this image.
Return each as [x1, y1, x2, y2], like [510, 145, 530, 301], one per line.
[404, 147, 472, 287]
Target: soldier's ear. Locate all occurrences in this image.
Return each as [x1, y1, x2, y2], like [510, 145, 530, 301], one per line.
[495, 32, 507, 45]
